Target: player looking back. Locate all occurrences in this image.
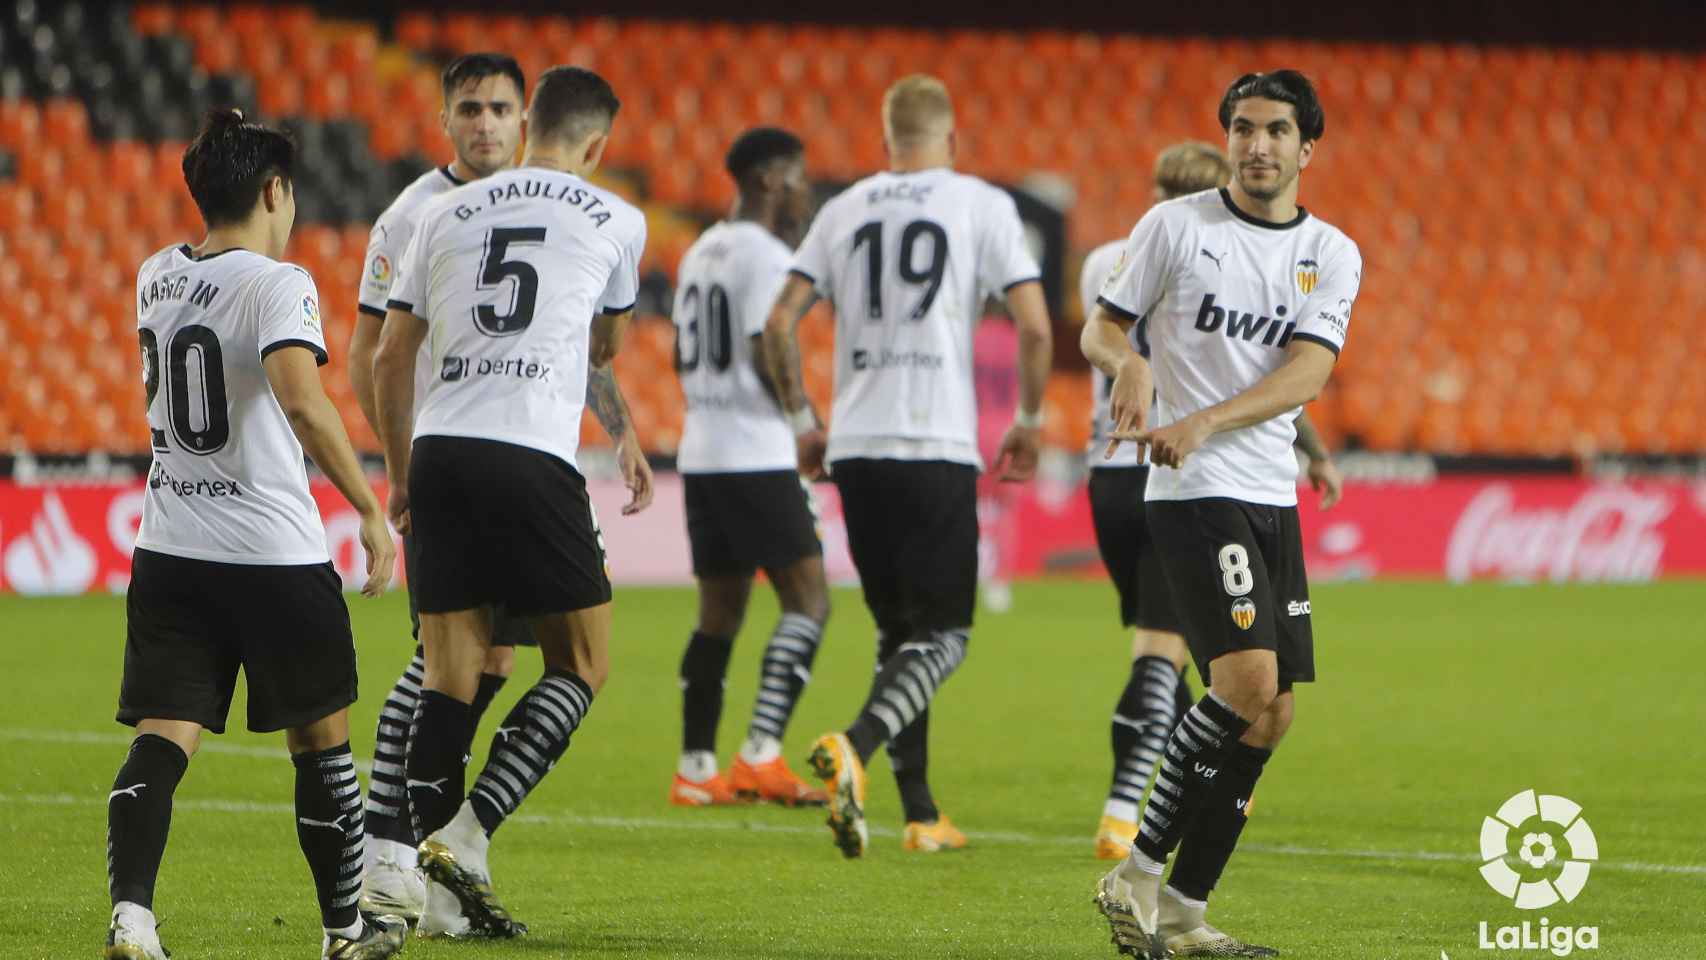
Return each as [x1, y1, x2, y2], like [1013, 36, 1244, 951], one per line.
[374, 65, 649, 939]
[668, 127, 832, 808]
[346, 51, 539, 926]
[106, 110, 401, 960]
[764, 74, 1053, 858]
[1084, 70, 1361, 959]
[1081, 142, 1343, 863]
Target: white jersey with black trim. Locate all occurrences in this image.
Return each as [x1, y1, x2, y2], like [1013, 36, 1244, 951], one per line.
[387, 166, 647, 470]
[789, 168, 1040, 470]
[358, 165, 468, 413]
[133, 245, 331, 565]
[1080, 239, 1148, 469]
[1098, 188, 1361, 507]
[672, 220, 796, 474]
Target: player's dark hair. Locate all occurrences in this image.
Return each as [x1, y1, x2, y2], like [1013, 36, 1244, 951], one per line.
[181, 109, 295, 228]
[1218, 70, 1325, 142]
[725, 127, 803, 185]
[527, 66, 620, 145]
[441, 52, 526, 104]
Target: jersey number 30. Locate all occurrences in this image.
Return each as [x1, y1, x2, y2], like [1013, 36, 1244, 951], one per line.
[675, 283, 732, 373]
[139, 325, 230, 455]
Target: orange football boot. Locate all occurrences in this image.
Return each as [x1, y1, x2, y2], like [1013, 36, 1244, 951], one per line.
[1094, 814, 1139, 860]
[902, 814, 969, 852]
[668, 771, 742, 806]
[730, 755, 829, 806]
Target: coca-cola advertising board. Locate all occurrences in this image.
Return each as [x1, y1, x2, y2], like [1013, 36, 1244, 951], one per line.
[1, 476, 1704, 594]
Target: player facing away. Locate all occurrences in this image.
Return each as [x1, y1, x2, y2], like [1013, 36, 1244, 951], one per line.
[1083, 71, 1361, 959]
[346, 52, 539, 925]
[1082, 144, 1345, 863]
[668, 127, 833, 808]
[374, 66, 651, 939]
[764, 75, 1054, 858]
[106, 111, 403, 960]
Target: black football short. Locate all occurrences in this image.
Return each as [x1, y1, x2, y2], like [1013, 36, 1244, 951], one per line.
[403, 532, 534, 646]
[409, 435, 611, 617]
[1087, 465, 1183, 633]
[118, 547, 357, 734]
[1144, 497, 1314, 688]
[832, 457, 978, 633]
[684, 469, 822, 578]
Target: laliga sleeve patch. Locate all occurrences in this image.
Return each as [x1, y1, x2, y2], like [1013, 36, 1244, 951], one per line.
[300, 292, 322, 333]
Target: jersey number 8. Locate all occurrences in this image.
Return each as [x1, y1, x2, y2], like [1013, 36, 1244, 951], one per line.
[1218, 543, 1254, 597]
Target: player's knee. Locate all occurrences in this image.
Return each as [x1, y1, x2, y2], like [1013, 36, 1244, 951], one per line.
[483, 644, 516, 677]
[1131, 628, 1188, 668]
[137, 719, 201, 759]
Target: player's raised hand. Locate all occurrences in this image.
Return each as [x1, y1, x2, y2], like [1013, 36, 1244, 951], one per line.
[1105, 353, 1153, 460]
[1307, 456, 1344, 510]
[386, 483, 411, 537]
[1136, 414, 1212, 469]
[796, 427, 828, 481]
[357, 509, 397, 597]
[993, 422, 1040, 482]
[617, 432, 654, 515]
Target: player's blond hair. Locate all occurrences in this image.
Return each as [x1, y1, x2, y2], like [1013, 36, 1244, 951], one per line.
[1153, 141, 1232, 199]
[883, 74, 955, 147]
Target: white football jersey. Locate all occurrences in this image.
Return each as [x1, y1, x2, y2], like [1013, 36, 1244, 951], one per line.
[1099, 188, 1360, 507]
[387, 167, 647, 470]
[672, 220, 796, 474]
[1080, 239, 1148, 470]
[790, 168, 1040, 469]
[133, 245, 331, 564]
[358, 166, 468, 412]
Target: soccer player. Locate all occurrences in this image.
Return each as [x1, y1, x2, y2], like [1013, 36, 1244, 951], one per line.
[373, 66, 649, 938]
[1081, 143, 1344, 862]
[1083, 71, 1360, 958]
[668, 127, 832, 808]
[345, 52, 541, 923]
[107, 110, 403, 960]
[764, 75, 1054, 858]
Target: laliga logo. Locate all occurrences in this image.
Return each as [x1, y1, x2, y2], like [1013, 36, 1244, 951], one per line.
[1470, 790, 1600, 957]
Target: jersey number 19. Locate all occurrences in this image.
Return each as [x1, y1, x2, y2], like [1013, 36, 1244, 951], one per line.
[851, 219, 947, 322]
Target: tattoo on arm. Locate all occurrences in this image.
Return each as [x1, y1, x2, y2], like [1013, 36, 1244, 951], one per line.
[586, 365, 631, 442]
[1293, 411, 1330, 462]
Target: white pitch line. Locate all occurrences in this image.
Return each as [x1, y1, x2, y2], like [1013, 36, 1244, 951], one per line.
[5, 790, 1702, 878]
[0, 728, 373, 773]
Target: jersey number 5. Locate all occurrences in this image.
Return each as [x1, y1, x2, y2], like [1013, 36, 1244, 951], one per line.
[473, 226, 546, 337]
[850, 219, 948, 322]
[139, 325, 230, 455]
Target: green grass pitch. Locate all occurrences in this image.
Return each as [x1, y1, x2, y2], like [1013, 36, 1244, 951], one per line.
[2, 580, 1703, 958]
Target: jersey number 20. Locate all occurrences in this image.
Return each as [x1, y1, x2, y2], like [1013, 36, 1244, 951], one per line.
[851, 219, 948, 322]
[139, 325, 230, 455]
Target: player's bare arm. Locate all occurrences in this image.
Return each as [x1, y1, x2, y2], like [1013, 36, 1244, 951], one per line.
[1137, 339, 1336, 468]
[1080, 302, 1154, 459]
[1293, 410, 1343, 509]
[373, 306, 428, 535]
[585, 358, 655, 516]
[993, 280, 1052, 482]
[347, 314, 384, 432]
[263, 345, 395, 596]
[762, 273, 827, 479]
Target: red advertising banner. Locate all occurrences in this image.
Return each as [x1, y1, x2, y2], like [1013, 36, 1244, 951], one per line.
[2, 475, 1703, 594]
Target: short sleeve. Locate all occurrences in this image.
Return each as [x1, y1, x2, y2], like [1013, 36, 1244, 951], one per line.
[741, 241, 792, 337]
[386, 214, 430, 314]
[1288, 237, 1362, 357]
[256, 265, 328, 366]
[1097, 207, 1179, 322]
[787, 200, 835, 297]
[1078, 242, 1124, 321]
[977, 187, 1041, 298]
[356, 216, 404, 317]
[598, 213, 646, 315]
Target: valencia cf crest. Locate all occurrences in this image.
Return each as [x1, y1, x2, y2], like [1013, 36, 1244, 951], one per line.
[1230, 597, 1257, 630]
[1295, 259, 1319, 294]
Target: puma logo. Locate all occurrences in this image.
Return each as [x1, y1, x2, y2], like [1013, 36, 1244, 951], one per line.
[407, 777, 448, 794]
[1200, 248, 1228, 270]
[108, 783, 147, 802]
[297, 814, 348, 832]
[495, 726, 520, 743]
